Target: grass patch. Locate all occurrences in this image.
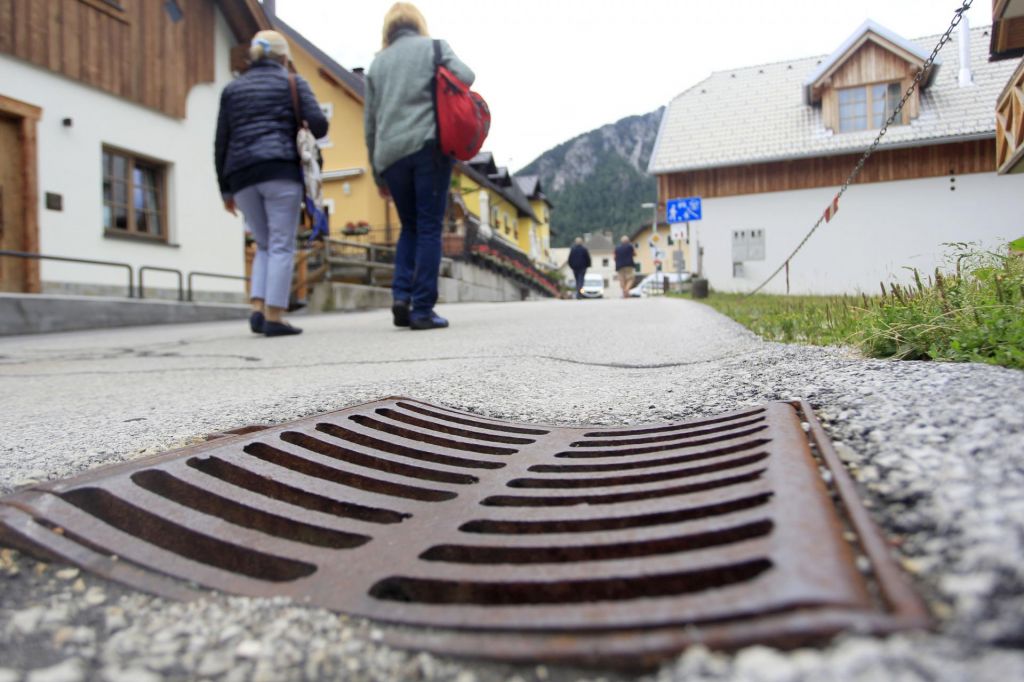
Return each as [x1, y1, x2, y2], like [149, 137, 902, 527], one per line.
[692, 243, 1024, 370]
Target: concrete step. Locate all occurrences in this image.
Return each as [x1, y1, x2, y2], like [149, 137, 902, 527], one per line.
[0, 293, 250, 336]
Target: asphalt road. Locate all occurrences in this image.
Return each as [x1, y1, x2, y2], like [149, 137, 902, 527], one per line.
[1, 297, 1022, 681]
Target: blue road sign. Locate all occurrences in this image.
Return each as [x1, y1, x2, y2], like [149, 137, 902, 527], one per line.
[666, 196, 702, 223]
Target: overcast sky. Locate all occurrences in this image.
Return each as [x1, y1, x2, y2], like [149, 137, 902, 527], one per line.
[273, 1, 984, 173]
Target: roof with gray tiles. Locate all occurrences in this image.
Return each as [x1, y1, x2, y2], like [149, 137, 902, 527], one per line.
[649, 24, 1016, 174]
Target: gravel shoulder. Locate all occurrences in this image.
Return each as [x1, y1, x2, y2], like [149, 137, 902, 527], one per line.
[1, 298, 1022, 681]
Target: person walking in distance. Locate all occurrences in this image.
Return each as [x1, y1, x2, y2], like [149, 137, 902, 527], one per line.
[215, 30, 328, 337]
[567, 237, 591, 299]
[365, 3, 475, 330]
[614, 235, 637, 298]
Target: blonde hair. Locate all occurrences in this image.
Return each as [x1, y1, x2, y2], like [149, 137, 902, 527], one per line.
[381, 3, 428, 49]
[249, 30, 290, 63]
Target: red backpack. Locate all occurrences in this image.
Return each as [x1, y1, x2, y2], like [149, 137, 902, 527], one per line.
[433, 40, 490, 161]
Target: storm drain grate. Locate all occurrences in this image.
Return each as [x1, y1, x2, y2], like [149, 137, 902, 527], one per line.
[0, 398, 927, 665]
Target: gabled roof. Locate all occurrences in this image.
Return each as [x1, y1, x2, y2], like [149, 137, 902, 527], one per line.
[468, 151, 498, 176]
[273, 16, 365, 99]
[456, 162, 539, 221]
[513, 174, 554, 208]
[803, 20, 939, 104]
[650, 25, 1015, 175]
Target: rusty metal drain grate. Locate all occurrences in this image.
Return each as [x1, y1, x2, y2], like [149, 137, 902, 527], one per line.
[0, 398, 927, 665]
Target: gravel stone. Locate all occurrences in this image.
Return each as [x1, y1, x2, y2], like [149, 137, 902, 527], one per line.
[2, 300, 1023, 680]
[25, 659, 84, 682]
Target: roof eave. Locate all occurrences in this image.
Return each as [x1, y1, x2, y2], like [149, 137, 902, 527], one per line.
[650, 131, 995, 176]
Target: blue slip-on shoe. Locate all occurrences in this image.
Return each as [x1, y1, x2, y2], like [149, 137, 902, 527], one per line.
[392, 300, 411, 327]
[249, 311, 265, 334]
[409, 312, 449, 330]
[264, 320, 303, 337]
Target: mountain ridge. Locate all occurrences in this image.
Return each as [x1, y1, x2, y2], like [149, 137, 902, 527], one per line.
[519, 108, 663, 247]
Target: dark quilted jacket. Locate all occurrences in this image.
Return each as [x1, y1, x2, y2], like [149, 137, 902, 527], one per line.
[214, 60, 328, 195]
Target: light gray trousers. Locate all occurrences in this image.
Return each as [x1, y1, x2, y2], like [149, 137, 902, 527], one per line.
[234, 179, 303, 310]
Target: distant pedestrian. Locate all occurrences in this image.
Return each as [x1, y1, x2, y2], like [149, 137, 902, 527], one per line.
[567, 237, 592, 299]
[614, 235, 637, 298]
[215, 30, 328, 337]
[365, 2, 475, 330]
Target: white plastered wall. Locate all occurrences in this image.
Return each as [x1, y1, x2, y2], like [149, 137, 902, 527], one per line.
[696, 171, 1024, 295]
[0, 10, 245, 297]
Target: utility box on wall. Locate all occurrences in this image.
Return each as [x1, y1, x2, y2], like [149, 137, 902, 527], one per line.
[732, 229, 765, 276]
[732, 229, 766, 262]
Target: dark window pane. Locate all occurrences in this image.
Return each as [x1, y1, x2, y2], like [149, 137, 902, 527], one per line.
[114, 206, 128, 229]
[136, 209, 149, 234]
[113, 180, 126, 205]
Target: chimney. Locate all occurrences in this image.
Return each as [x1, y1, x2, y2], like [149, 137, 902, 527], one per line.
[352, 67, 365, 79]
[264, 0, 276, 19]
[958, 14, 973, 87]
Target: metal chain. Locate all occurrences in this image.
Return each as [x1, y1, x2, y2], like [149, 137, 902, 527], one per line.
[746, 0, 973, 297]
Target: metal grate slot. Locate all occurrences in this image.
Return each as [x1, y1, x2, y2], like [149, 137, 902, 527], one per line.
[369, 559, 774, 605]
[554, 426, 769, 458]
[586, 408, 765, 437]
[396, 401, 550, 436]
[346, 415, 520, 455]
[280, 431, 479, 485]
[508, 452, 769, 488]
[60, 488, 317, 581]
[131, 471, 370, 549]
[420, 520, 774, 564]
[0, 398, 929, 666]
[375, 408, 537, 444]
[530, 439, 771, 473]
[482, 470, 767, 507]
[459, 494, 775, 535]
[315, 423, 508, 468]
[186, 456, 409, 524]
[573, 415, 767, 447]
[242, 442, 457, 502]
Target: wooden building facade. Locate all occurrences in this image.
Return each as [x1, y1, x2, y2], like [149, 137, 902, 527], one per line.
[0, 0, 268, 296]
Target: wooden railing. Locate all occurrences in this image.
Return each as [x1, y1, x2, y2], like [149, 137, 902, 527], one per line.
[995, 58, 1024, 174]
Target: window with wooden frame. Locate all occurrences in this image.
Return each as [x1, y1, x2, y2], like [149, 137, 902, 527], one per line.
[838, 82, 902, 133]
[102, 148, 168, 241]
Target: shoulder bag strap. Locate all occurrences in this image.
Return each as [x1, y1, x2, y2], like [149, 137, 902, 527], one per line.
[287, 71, 302, 128]
[431, 39, 442, 149]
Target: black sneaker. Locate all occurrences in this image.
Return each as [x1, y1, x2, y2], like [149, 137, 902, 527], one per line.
[264, 320, 303, 337]
[249, 311, 265, 334]
[409, 312, 449, 330]
[392, 300, 411, 327]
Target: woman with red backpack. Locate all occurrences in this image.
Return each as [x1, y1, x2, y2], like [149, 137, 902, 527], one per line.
[364, 3, 475, 330]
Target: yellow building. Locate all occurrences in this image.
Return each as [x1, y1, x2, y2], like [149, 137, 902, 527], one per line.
[275, 17, 397, 242]
[630, 221, 692, 278]
[513, 176, 555, 267]
[453, 153, 538, 256]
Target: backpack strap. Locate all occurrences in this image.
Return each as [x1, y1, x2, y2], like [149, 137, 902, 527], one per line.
[433, 38, 441, 68]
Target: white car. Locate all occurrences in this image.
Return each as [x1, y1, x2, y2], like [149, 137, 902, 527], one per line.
[579, 273, 606, 299]
[629, 272, 692, 297]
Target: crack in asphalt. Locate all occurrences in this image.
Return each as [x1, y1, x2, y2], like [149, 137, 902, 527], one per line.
[0, 349, 760, 378]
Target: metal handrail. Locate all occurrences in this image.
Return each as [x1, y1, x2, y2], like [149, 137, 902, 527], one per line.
[0, 250, 134, 298]
[186, 271, 248, 302]
[138, 266, 184, 301]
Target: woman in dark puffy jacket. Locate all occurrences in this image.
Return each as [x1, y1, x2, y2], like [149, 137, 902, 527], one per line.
[215, 30, 327, 337]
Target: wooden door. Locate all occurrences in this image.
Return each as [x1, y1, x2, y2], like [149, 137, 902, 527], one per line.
[0, 114, 26, 292]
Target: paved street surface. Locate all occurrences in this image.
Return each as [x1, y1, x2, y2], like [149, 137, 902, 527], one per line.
[1, 297, 1023, 681]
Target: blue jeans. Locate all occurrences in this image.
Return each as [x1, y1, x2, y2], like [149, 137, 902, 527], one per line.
[234, 180, 303, 310]
[382, 145, 453, 317]
[573, 269, 586, 298]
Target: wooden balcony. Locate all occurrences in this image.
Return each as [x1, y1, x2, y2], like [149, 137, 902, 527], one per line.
[995, 58, 1024, 174]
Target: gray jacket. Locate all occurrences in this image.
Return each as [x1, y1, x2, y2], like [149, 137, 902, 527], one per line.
[364, 31, 474, 183]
